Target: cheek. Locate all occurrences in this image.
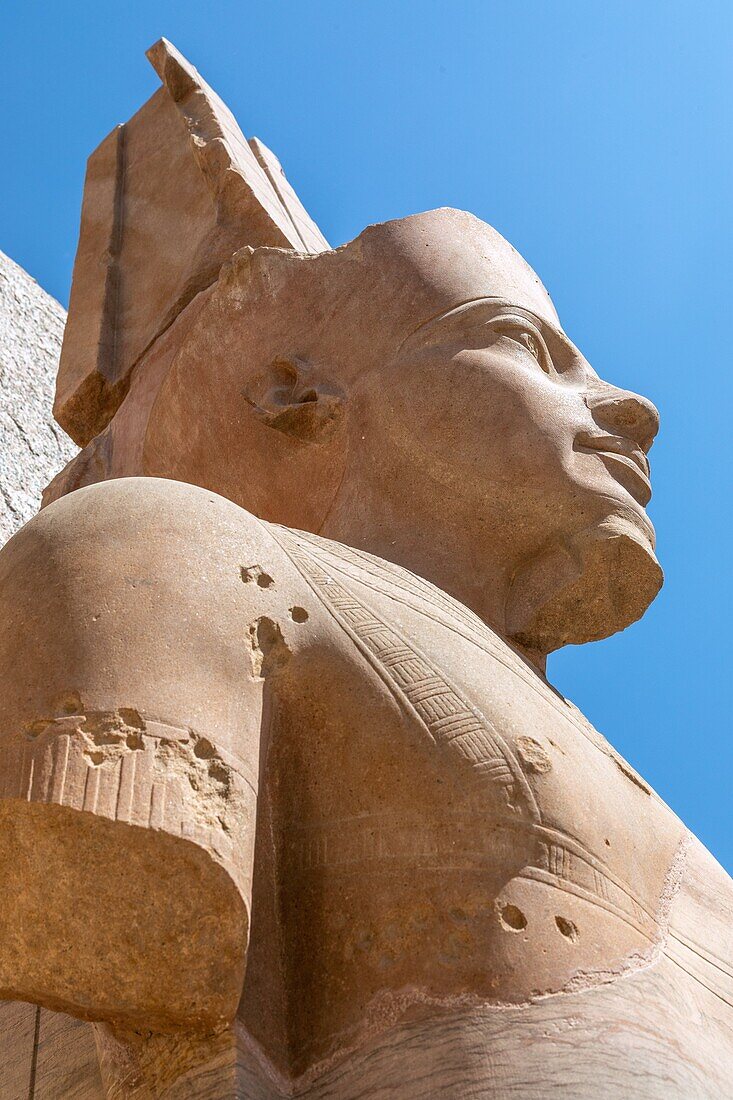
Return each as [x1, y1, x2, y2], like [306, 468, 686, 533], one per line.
[379, 354, 581, 494]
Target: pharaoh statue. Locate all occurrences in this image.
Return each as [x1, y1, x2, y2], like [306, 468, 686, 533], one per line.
[0, 39, 730, 1099]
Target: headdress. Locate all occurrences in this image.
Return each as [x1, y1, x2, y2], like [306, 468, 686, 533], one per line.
[56, 39, 329, 445]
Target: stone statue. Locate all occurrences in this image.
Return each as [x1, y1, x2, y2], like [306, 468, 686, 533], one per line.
[0, 39, 730, 1099]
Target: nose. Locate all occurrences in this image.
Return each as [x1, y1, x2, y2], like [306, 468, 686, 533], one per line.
[585, 379, 660, 454]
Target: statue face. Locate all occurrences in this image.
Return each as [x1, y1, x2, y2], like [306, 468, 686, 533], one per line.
[374, 297, 658, 557]
[333, 215, 662, 652]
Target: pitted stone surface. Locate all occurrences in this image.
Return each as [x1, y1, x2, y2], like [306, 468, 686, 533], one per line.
[0, 250, 77, 544]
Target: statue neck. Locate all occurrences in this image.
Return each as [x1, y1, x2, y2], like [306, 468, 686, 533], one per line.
[318, 472, 548, 676]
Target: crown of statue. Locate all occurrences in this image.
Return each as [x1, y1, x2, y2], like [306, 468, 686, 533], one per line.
[55, 38, 330, 447]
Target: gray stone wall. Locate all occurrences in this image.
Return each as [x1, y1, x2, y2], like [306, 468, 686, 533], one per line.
[0, 251, 77, 544]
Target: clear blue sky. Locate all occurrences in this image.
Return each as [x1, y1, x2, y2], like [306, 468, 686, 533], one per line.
[3, 2, 731, 868]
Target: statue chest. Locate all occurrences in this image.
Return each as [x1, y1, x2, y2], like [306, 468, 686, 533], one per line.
[241, 528, 686, 1074]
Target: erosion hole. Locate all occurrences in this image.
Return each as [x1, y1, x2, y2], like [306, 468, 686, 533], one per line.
[248, 617, 291, 678]
[240, 565, 274, 588]
[555, 915, 579, 942]
[498, 902, 527, 932]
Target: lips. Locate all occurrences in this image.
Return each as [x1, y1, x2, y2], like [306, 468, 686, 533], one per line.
[575, 431, 652, 506]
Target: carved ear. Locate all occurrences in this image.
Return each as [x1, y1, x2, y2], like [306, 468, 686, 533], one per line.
[243, 356, 344, 444]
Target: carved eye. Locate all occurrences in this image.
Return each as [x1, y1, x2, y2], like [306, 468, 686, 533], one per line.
[519, 332, 539, 359]
[485, 313, 553, 373]
[498, 321, 551, 373]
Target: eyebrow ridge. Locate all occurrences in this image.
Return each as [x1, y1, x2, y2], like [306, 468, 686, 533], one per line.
[395, 296, 553, 355]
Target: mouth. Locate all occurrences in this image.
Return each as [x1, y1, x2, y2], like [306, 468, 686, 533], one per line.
[575, 431, 652, 506]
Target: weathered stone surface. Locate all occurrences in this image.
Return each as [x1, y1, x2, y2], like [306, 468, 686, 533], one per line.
[0, 1001, 104, 1100]
[55, 38, 329, 447]
[1, 36, 731, 1100]
[0, 481, 252, 1032]
[249, 137, 330, 254]
[0, 250, 76, 544]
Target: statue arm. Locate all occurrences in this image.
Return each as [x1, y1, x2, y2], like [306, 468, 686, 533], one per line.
[0, 477, 276, 1033]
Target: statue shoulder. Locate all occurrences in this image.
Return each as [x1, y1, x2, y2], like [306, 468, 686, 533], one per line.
[0, 476, 332, 771]
[1, 476, 313, 612]
[0, 478, 348, 1030]
[0, 477, 294, 1029]
[10, 475, 268, 560]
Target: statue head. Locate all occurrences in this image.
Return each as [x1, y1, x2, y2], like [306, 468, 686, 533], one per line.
[50, 45, 661, 663]
[135, 209, 660, 658]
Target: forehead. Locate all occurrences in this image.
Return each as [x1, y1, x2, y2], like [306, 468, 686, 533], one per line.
[353, 209, 560, 337]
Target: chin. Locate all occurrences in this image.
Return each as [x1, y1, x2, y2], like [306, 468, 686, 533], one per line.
[505, 505, 662, 655]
